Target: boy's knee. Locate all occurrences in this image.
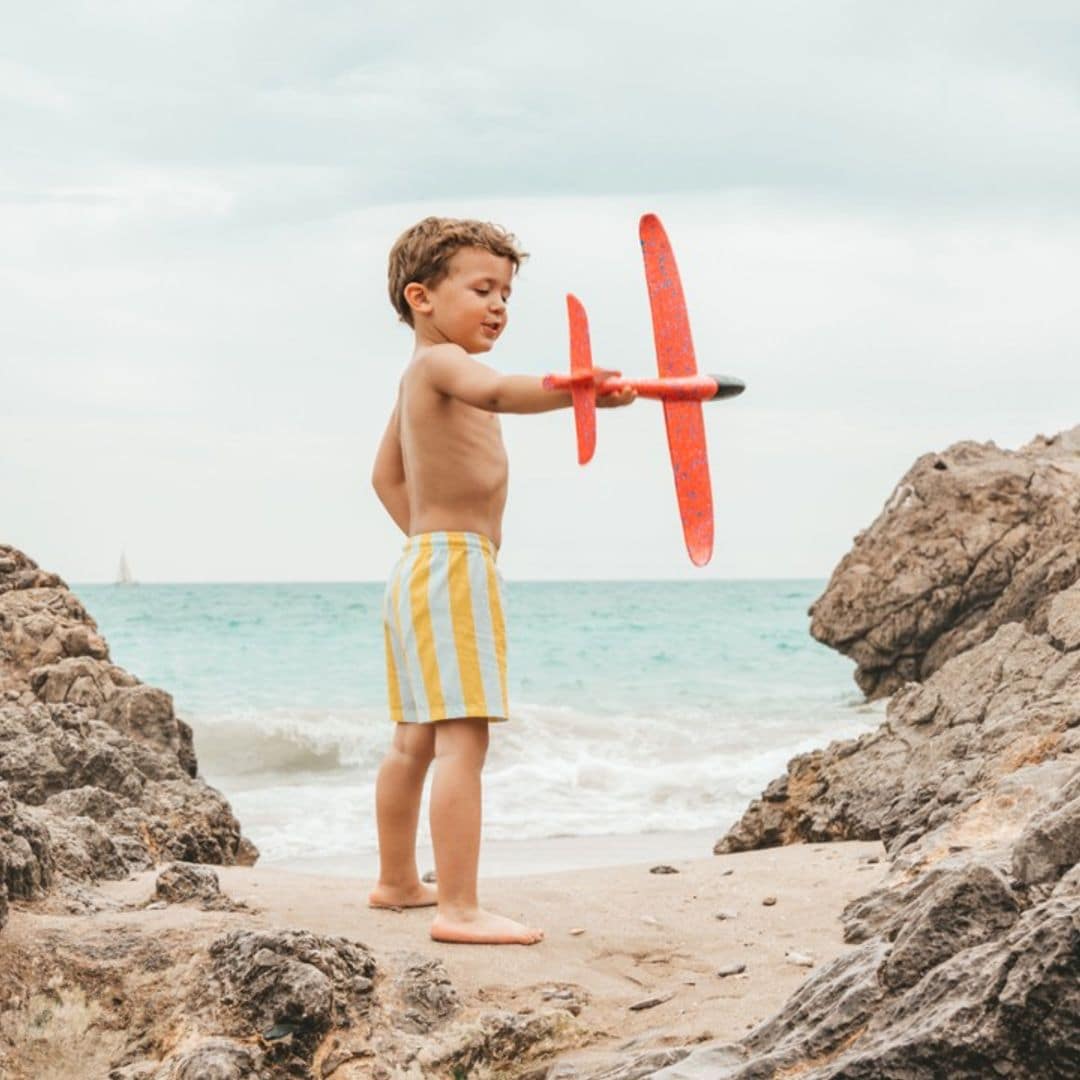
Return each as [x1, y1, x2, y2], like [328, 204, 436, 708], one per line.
[434, 717, 490, 760]
[393, 743, 435, 769]
[391, 723, 436, 765]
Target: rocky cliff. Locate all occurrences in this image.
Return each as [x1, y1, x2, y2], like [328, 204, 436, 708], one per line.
[809, 427, 1080, 700]
[0, 545, 257, 932]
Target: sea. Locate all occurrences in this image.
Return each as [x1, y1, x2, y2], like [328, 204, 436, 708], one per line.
[77, 580, 884, 873]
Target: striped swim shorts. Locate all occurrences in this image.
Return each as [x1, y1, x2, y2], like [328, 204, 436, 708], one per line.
[382, 531, 509, 724]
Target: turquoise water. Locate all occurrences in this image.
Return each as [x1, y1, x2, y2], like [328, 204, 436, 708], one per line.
[78, 580, 880, 864]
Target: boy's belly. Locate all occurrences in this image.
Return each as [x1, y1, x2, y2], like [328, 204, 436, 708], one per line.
[408, 496, 506, 550]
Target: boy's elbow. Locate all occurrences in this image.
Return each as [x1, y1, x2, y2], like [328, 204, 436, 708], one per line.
[371, 469, 395, 499]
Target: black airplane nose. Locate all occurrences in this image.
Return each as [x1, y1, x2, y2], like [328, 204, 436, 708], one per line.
[709, 375, 746, 400]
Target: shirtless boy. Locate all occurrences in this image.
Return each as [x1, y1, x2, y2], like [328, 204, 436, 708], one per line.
[368, 216, 635, 945]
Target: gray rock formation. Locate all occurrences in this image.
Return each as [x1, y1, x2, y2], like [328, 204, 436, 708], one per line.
[648, 427, 1080, 1080]
[0, 544, 256, 930]
[633, 864, 1078, 1079]
[392, 954, 462, 1032]
[0, 916, 586, 1079]
[203, 927, 376, 1072]
[151, 1038, 267, 1080]
[716, 614, 1080, 858]
[809, 426, 1080, 699]
[152, 860, 247, 911]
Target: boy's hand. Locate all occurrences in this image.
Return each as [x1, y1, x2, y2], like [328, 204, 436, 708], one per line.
[592, 367, 637, 408]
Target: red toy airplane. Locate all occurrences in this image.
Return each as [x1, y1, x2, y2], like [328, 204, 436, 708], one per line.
[543, 213, 745, 567]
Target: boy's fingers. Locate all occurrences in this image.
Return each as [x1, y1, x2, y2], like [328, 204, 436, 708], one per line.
[597, 387, 636, 407]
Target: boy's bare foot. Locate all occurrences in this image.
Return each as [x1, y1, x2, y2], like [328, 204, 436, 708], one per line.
[430, 908, 544, 945]
[368, 882, 438, 909]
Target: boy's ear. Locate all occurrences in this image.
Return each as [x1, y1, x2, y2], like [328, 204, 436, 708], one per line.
[403, 282, 431, 318]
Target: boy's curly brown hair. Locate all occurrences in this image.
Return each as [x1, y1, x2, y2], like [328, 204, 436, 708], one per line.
[387, 216, 528, 327]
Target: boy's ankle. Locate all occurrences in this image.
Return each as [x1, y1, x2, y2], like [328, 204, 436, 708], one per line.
[375, 874, 421, 891]
[436, 900, 479, 918]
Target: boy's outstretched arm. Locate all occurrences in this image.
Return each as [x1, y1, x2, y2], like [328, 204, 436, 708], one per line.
[371, 402, 410, 534]
[421, 344, 635, 413]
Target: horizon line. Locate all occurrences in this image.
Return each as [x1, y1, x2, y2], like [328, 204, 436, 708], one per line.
[72, 575, 829, 587]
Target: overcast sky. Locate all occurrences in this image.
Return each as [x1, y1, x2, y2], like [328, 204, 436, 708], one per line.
[3, 2, 1079, 582]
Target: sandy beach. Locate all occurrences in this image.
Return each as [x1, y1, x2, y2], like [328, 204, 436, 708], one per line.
[8, 833, 886, 1073]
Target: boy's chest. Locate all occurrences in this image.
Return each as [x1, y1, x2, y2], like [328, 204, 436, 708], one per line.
[468, 413, 507, 471]
[452, 403, 505, 453]
[407, 400, 506, 470]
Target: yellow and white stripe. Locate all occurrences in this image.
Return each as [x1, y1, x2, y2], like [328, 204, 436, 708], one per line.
[382, 531, 509, 723]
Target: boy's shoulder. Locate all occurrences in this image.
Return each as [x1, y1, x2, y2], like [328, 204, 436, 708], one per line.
[410, 341, 471, 366]
[405, 342, 479, 385]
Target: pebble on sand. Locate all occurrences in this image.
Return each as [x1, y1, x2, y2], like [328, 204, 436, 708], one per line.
[569, 927, 586, 936]
[714, 910, 738, 921]
[650, 865, 679, 874]
[629, 992, 675, 1011]
[762, 896, 777, 906]
[785, 951, 814, 967]
[717, 963, 747, 977]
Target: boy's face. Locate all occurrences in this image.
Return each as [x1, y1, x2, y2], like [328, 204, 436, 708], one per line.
[417, 247, 514, 354]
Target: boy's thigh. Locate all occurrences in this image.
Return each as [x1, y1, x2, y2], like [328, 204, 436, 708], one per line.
[433, 716, 490, 759]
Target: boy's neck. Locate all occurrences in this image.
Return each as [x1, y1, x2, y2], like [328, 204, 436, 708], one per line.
[412, 321, 491, 357]
[413, 315, 449, 349]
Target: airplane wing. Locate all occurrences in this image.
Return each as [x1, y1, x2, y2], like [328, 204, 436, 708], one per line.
[567, 294, 597, 465]
[639, 214, 713, 566]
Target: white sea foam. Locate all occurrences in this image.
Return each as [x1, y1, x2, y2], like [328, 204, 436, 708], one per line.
[190, 697, 886, 863]
[190, 706, 385, 776]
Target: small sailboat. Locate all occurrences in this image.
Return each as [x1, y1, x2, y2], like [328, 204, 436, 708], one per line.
[116, 551, 136, 586]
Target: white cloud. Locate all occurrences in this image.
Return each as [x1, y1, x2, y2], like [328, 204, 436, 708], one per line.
[0, 59, 71, 110]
